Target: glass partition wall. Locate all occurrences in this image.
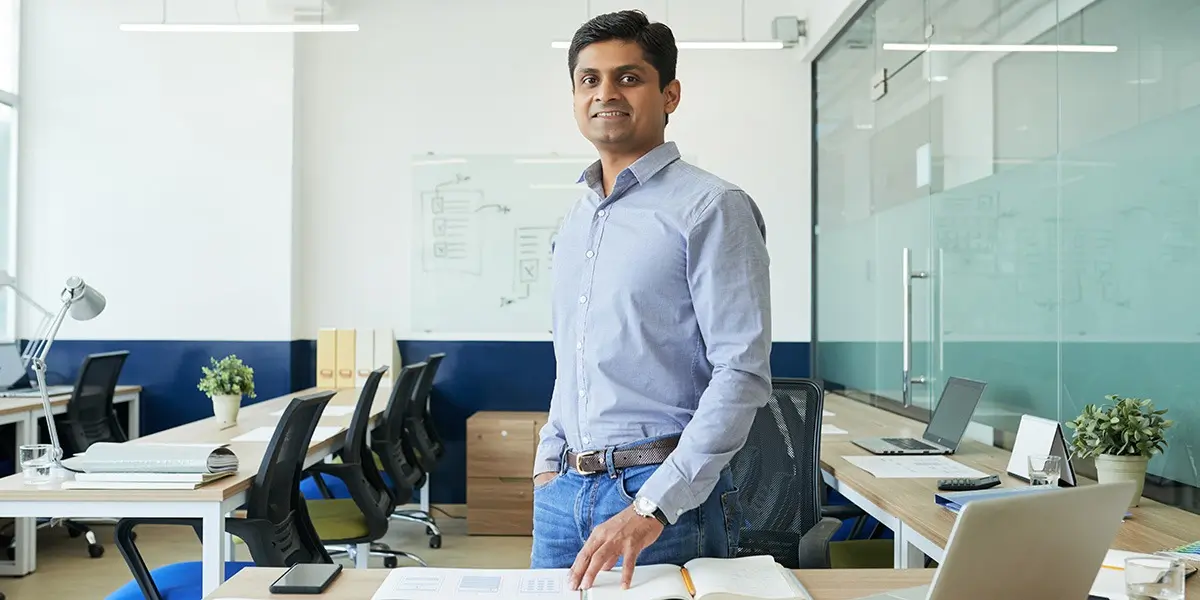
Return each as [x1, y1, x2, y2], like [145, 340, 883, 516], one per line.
[813, 0, 1200, 510]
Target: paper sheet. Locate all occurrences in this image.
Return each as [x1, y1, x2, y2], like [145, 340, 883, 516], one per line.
[843, 455, 986, 479]
[270, 405, 355, 417]
[822, 424, 848, 435]
[823, 410, 835, 417]
[231, 426, 343, 443]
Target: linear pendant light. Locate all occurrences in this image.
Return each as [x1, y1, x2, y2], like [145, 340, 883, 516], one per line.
[120, 23, 358, 32]
[882, 42, 1117, 53]
[550, 40, 783, 50]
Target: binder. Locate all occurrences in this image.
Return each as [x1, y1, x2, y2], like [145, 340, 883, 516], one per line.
[375, 328, 402, 385]
[355, 329, 375, 388]
[335, 329, 357, 388]
[935, 486, 1058, 514]
[316, 328, 337, 389]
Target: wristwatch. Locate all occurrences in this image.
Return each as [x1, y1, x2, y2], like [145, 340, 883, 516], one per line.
[633, 496, 669, 526]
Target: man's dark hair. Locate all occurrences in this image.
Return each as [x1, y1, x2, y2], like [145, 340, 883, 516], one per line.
[568, 10, 678, 122]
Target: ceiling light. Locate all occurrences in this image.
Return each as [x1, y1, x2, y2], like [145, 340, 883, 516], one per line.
[883, 42, 1117, 53]
[120, 23, 359, 32]
[550, 40, 784, 50]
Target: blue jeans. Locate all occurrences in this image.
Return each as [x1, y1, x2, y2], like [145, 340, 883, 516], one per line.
[530, 445, 743, 569]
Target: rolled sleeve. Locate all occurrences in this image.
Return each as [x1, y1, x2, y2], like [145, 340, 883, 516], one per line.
[637, 188, 773, 524]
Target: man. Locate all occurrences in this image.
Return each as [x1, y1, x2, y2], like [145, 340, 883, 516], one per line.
[530, 9, 772, 592]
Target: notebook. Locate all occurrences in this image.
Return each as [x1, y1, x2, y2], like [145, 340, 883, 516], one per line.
[370, 555, 810, 600]
[76, 443, 239, 474]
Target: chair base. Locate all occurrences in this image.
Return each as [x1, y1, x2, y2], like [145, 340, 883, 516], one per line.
[326, 542, 427, 568]
[390, 509, 442, 547]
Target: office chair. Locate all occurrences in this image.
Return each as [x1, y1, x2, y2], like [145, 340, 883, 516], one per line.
[306, 366, 426, 568]
[404, 353, 445, 472]
[106, 390, 338, 600]
[728, 377, 842, 569]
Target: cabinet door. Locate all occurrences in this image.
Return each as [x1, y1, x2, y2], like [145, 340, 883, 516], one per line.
[467, 415, 536, 479]
[467, 477, 534, 535]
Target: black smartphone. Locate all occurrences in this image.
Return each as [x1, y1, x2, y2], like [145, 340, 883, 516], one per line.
[268, 563, 343, 594]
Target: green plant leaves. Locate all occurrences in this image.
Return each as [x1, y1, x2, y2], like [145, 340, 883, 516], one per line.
[197, 354, 257, 399]
[1065, 395, 1173, 459]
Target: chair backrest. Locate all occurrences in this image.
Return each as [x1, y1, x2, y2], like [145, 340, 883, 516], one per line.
[374, 362, 426, 492]
[243, 389, 336, 565]
[346, 366, 393, 517]
[66, 350, 130, 452]
[407, 353, 444, 419]
[728, 377, 824, 568]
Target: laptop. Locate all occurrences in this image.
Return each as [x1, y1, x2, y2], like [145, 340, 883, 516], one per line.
[853, 377, 986, 455]
[857, 481, 1135, 600]
[0, 342, 73, 398]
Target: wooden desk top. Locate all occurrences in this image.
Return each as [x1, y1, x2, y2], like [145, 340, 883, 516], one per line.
[0, 384, 142, 418]
[0, 385, 387, 503]
[821, 393, 1200, 564]
[204, 567, 938, 600]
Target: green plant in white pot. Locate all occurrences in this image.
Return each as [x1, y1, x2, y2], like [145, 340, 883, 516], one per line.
[198, 355, 257, 429]
[1065, 395, 1173, 508]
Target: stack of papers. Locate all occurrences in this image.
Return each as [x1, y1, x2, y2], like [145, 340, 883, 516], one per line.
[231, 426, 342, 443]
[843, 455, 986, 479]
[61, 442, 240, 490]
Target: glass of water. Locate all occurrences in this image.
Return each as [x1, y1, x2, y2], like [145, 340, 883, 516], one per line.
[1027, 455, 1062, 486]
[1125, 555, 1185, 600]
[20, 444, 54, 484]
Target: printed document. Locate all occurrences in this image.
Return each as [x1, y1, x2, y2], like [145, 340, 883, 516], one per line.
[843, 455, 986, 479]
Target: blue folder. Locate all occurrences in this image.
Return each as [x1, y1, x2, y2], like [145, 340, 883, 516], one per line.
[934, 485, 1061, 513]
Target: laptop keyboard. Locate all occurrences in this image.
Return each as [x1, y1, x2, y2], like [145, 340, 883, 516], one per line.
[882, 437, 938, 451]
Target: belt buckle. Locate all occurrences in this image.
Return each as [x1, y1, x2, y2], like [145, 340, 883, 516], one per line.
[574, 450, 601, 474]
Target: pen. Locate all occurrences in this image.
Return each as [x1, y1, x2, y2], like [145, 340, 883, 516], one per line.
[681, 567, 696, 597]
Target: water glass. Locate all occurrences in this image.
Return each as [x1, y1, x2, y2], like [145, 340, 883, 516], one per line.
[1125, 555, 1185, 600]
[19, 444, 53, 485]
[1027, 455, 1062, 486]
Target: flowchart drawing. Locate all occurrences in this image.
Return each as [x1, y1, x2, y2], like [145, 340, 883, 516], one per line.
[420, 185, 485, 275]
[501, 226, 557, 307]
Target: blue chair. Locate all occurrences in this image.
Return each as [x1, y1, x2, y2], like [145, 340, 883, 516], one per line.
[106, 391, 337, 600]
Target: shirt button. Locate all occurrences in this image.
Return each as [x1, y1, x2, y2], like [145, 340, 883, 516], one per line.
[585, 250, 594, 258]
[597, 210, 606, 217]
[582, 435, 591, 445]
[576, 342, 582, 350]
[578, 389, 585, 397]
[578, 295, 587, 304]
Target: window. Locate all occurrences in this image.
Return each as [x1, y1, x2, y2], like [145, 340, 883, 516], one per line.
[0, 0, 16, 342]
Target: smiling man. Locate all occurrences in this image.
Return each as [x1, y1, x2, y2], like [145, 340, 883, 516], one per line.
[529, 9, 773, 593]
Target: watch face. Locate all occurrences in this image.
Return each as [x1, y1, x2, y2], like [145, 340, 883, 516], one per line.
[634, 496, 656, 515]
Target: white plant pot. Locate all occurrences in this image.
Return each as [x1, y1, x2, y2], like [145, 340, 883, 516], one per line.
[211, 394, 242, 429]
[1094, 454, 1148, 508]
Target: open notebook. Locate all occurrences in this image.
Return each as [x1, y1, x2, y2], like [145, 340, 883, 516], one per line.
[371, 555, 810, 600]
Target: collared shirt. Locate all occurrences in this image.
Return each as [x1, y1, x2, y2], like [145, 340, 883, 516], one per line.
[533, 141, 772, 524]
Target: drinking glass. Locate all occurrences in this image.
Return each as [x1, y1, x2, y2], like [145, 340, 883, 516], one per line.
[19, 444, 53, 484]
[1125, 555, 1185, 600]
[1027, 455, 1062, 486]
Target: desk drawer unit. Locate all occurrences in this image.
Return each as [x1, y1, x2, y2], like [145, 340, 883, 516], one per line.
[466, 411, 548, 535]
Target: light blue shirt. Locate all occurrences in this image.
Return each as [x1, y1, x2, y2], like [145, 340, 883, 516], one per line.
[534, 141, 773, 524]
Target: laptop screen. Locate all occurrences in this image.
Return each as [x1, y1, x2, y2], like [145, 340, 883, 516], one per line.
[923, 377, 987, 449]
[0, 342, 29, 390]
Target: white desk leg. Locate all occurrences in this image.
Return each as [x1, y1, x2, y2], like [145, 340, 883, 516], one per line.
[224, 511, 236, 561]
[420, 480, 430, 514]
[896, 522, 942, 568]
[201, 505, 228, 596]
[126, 393, 140, 439]
[8, 414, 35, 575]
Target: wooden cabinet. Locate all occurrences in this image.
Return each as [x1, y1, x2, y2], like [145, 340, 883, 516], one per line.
[466, 411, 549, 535]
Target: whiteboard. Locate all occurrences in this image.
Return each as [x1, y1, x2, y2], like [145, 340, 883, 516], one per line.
[409, 153, 593, 336]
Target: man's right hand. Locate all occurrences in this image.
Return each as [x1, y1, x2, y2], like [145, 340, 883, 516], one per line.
[533, 471, 558, 487]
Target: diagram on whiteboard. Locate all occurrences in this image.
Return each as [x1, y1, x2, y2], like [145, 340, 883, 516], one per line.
[409, 154, 593, 335]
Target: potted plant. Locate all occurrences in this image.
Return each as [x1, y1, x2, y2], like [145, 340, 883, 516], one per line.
[1065, 394, 1173, 507]
[198, 355, 257, 429]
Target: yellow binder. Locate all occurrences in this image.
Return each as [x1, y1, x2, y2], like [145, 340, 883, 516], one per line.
[316, 328, 337, 389]
[335, 329, 357, 388]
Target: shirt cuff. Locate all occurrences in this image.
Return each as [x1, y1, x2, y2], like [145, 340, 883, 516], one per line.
[533, 440, 565, 477]
[637, 461, 700, 525]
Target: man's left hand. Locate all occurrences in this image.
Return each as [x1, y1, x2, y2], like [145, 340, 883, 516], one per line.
[568, 505, 664, 591]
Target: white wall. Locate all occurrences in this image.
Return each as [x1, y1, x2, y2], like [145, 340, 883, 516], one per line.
[296, 0, 813, 342]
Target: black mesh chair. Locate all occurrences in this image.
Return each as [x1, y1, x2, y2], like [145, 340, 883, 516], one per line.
[306, 366, 425, 568]
[728, 377, 842, 569]
[404, 354, 445, 472]
[107, 390, 337, 600]
[372, 362, 442, 548]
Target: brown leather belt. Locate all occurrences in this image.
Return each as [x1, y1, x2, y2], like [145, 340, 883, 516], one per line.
[565, 436, 680, 475]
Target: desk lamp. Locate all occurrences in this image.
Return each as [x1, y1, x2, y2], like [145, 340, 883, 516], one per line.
[0, 271, 106, 474]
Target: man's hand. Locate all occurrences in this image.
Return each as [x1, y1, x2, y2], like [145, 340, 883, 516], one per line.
[533, 471, 558, 487]
[568, 505, 664, 591]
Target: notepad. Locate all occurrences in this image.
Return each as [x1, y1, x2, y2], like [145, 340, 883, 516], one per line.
[844, 455, 986, 479]
[231, 426, 342, 443]
[270, 405, 355, 417]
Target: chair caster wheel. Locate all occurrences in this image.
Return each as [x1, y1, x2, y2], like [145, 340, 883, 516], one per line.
[429, 535, 442, 549]
[68, 528, 81, 539]
[88, 544, 104, 558]
[384, 556, 398, 568]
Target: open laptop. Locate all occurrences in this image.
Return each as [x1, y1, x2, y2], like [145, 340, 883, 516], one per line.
[852, 377, 986, 455]
[0, 342, 73, 398]
[857, 481, 1135, 600]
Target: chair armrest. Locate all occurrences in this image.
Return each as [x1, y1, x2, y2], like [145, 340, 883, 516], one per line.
[306, 462, 359, 498]
[821, 504, 865, 520]
[797, 517, 842, 569]
[114, 518, 203, 600]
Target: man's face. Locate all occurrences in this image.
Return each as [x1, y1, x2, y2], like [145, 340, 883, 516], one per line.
[572, 40, 679, 151]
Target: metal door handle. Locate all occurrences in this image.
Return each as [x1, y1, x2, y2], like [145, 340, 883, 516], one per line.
[902, 247, 929, 407]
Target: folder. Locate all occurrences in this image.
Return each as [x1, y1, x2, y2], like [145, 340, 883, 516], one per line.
[934, 486, 1058, 514]
[375, 328, 402, 385]
[316, 328, 337, 389]
[335, 329, 357, 388]
[356, 329, 375, 388]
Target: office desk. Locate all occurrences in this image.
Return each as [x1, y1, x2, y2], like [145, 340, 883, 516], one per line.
[203, 567, 938, 600]
[0, 385, 384, 596]
[0, 385, 141, 576]
[821, 393, 1200, 581]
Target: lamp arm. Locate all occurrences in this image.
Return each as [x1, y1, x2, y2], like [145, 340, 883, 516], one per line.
[31, 297, 73, 469]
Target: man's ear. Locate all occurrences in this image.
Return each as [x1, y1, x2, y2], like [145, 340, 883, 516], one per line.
[663, 79, 681, 115]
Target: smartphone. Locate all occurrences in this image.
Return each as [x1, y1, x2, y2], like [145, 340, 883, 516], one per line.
[268, 563, 343, 594]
